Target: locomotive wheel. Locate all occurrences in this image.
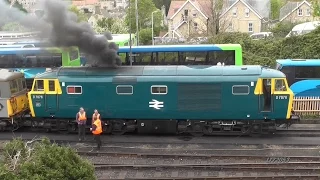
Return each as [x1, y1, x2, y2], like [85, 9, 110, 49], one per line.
[111, 120, 127, 135]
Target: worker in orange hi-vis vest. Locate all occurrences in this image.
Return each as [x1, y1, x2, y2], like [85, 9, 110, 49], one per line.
[92, 109, 101, 125]
[76, 107, 87, 141]
[90, 114, 103, 150]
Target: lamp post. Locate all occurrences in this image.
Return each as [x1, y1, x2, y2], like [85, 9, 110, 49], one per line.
[135, 0, 139, 46]
[129, 0, 133, 66]
[151, 10, 158, 46]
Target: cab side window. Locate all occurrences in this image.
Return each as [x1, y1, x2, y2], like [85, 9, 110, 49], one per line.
[48, 80, 55, 91]
[275, 79, 287, 91]
[34, 80, 44, 91]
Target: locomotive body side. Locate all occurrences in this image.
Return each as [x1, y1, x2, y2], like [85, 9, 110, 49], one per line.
[28, 65, 296, 135]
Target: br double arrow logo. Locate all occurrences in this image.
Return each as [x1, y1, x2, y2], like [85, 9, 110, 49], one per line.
[0, 103, 3, 111]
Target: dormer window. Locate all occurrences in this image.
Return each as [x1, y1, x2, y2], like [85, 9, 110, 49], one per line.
[245, 8, 250, 17]
[232, 7, 237, 17]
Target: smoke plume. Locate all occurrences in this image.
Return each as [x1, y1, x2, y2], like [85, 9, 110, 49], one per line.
[0, 0, 121, 67]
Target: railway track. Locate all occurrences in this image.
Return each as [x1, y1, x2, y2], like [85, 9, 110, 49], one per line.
[80, 151, 320, 179]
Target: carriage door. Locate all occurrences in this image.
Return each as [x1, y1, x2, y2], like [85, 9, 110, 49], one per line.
[259, 79, 272, 112]
[45, 80, 58, 112]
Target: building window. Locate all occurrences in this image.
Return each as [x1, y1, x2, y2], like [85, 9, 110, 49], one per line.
[67, 86, 82, 94]
[248, 22, 253, 32]
[232, 7, 237, 17]
[245, 8, 250, 17]
[194, 22, 198, 30]
[306, 8, 311, 16]
[116, 85, 133, 95]
[298, 8, 303, 16]
[232, 85, 250, 95]
[151, 85, 167, 94]
[192, 10, 197, 17]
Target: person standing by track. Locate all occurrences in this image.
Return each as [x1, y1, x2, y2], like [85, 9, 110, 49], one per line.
[91, 110, 103, 150]
[76, 107, 87, 141]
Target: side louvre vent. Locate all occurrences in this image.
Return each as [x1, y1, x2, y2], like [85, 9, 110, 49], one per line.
[177, 83, 221, 111]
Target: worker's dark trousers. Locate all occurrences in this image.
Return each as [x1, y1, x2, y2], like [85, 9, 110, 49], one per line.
[93, 134, 102, 149]
[78, 124, 86, 141]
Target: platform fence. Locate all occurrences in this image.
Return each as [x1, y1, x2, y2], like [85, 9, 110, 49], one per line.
[293, 96, 320, 116]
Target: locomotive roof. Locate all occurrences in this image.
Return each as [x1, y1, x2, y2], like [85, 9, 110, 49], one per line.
[0, 69, 24, 81]
[35, 65, 285, 78]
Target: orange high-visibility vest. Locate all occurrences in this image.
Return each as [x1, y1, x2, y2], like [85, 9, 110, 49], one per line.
[78, 112, 87, 121]
[92, 119, 102, 135]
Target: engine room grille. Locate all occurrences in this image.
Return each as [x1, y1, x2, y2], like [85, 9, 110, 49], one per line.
[177, 83, 221, 111]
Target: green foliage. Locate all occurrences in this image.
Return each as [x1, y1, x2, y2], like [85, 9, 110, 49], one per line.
[95, 17, 128, 34]
[270, 0, 280, 20]
[0, 138, 95, 180]
[1, 22, 29, 31]
[139, 28, 152, 45]
[270, 21, 298, 38]
[69, 5, 89, 22]
[125, 0, 162, 44]
[209, 27, 320, 67]
[310, 0, 320, 17]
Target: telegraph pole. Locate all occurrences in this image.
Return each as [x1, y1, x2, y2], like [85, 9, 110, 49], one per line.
[135, 0, 139, 45]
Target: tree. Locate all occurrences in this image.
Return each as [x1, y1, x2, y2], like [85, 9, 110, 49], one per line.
[3, 0, 27, 13]
[0, 138, 95, 179]
[125, 0, 162, 36]
[1, 22, 29, 31]
[270, 0, 280, 20]
[152, 0, 171, 14]
[200, 0, 226, 36]
[95, 18, 129, 34]
[68, 5, 89, 22]
[310, 0, 320, 17]
[270, 21, 298, 38]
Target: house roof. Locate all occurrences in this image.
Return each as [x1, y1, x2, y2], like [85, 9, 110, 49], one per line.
[219, 0, 263, 19]
[279, 0, 311, 22]
[168, 0, 208, 20]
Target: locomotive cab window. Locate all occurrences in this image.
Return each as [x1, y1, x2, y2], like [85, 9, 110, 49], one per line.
[151, 85, 167, 94]
[116, 85, 133, 95]
[67, 86, 82, 94]
[232, 85, 250, 95]
[48, 80, 55, 91]
[33, 80, 44, 91]
[274, 79, 288, 92]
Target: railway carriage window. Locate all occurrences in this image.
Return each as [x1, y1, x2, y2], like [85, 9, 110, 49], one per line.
[275, 79, 287, 91]
[183, 52, 206, 65]
[9, 80, 18, 94]
[116, 85, 133, 95]
[48, 80, 55, 91]
[151, 86, 167, 94]
[157, 52, 179, 65]
[0, 55, 14, 68]
[34, 80, 44, 91]
[69, 50, 79, 61]
[232, 85, 250, 95]
[134, 53, 151, 65]
[208, 50, 235, 65]
[295, 66, 320, 79]
[67, 86, 82, 94]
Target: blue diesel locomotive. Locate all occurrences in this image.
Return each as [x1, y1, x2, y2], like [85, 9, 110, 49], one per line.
[26, 65, 298, 136]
